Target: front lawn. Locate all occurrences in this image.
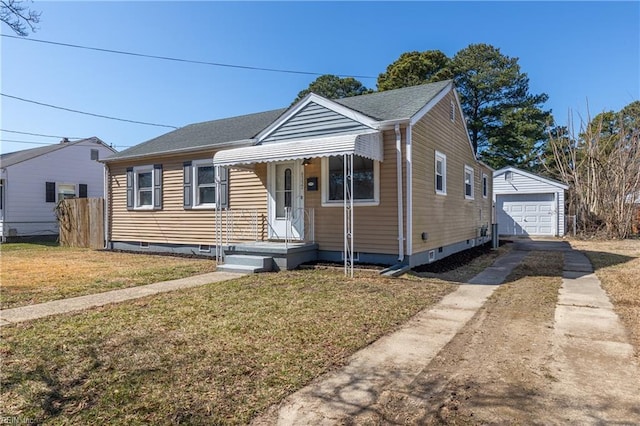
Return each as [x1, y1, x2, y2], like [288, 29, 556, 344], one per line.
[0, 243, 217, 309]
[0, 269, 456, 424]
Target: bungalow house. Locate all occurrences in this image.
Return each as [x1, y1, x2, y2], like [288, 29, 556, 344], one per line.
[0, 137, 116, 241]
[103, 80, 493, 273]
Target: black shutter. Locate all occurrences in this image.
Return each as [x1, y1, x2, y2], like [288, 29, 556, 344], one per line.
[183, 161, 192, 209]
[153, 164, 163, 210]
[219, 166, 229, 209]
[46, 182, 56, 203]
[126, 168, 134, 210]
[79, 184, 88, 198]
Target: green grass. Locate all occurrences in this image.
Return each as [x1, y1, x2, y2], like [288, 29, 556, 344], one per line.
[0, 243, 217, 309]
[1, 269, 455, 425]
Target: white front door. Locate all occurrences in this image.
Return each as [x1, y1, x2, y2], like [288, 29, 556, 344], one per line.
[268, 161, 304, 240]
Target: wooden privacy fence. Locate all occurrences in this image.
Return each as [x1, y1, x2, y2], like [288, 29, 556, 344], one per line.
[56, 198, 104, 249]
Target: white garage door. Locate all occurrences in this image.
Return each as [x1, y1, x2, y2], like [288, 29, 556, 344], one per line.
[497, 193, 555, 236]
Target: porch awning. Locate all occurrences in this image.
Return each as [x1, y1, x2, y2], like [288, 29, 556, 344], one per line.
[213, 132, 383, 167]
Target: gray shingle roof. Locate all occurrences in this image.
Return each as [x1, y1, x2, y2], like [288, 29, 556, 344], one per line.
[106, 80, 452, 162]
[334, 80, 451, 121]
[0, 137, 111, 168]
[106, 108, 287, 161]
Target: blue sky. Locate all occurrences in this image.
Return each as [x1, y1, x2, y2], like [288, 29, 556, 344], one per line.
[1, 1, 638, 154]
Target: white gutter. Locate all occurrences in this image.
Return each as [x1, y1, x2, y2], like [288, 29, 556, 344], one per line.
[101, 139, 255, 164]
[395, 124, 404, 262]
[406, 125, 413, 258]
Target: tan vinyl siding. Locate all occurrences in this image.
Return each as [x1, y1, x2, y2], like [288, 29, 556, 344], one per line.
[306, 129, 403, 255]
[412, 91, 493, 254]
[109, 152, 267, 244]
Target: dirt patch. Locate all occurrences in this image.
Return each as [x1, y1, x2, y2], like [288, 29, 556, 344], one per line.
[349, 251, 564, 425]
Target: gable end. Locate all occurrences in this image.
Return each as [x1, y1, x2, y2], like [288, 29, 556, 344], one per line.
[260, 101, 373, 143]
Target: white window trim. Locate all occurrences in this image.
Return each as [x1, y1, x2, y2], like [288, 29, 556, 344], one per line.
[133, 165, 154, 210]
[192, 160, 217, 209]
[435, 151, 447, 195]
[57, 183, 77, 202]
[482, 173, 488, 198]
[464, 165, 474, 200]
[321, 156, 380, 207]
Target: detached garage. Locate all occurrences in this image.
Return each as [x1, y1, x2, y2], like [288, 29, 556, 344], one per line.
[493, 167, 569, 237]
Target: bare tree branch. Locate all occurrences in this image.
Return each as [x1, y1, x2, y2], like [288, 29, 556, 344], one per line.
[1, 0, 41, 36]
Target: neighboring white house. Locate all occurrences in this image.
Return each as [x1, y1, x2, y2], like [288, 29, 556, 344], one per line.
[0, 137, 116, 241]
[493, 166, 569, 237]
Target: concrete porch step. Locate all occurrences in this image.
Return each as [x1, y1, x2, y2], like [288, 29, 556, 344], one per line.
[217, 254, 273, 274]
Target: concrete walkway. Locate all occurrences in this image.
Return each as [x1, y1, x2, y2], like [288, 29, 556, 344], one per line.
[0, 271, 245, 326]
[256, 239, 640, 425]
[254, 245, 530, 425]
[550, 249, 640, 423]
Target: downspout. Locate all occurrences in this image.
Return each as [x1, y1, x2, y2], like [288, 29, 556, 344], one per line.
[406, 124, 413, 260]
[1, 167, 6, 243]
[395, 124, 404, 262]
[103, 164, 109, 249]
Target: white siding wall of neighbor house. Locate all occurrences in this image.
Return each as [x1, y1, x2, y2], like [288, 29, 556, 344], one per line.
[1, 141, 113, 238]
[493, 168, 567, 237]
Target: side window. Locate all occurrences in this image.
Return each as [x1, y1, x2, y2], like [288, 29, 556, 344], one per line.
[464, 166, 474, 199]
[435, 151, 447, 195]
[58, 184, 76, 201]
[482, 173, 488, 198]
[46, 182, 56, 203]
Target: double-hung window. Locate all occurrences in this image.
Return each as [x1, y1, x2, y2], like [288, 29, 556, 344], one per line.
[322, 155, 379, 206]
[136, 167, 153, 208]
[183, 160, 228, 209]
[464, 165, 474, 199]
[195, 161, 215, 207]
[435, 151, 447, 195]
[127, 164, 163, 210]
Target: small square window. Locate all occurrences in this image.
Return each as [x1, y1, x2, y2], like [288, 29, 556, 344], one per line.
[58, 183, 76, 201]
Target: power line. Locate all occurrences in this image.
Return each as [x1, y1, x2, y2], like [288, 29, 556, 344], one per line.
[2, 34, 377, 80]
[1, 93, 179, 129]
[0, 138, 133, 149]
[1, 139, 57, 145]
[0, 129, 85, 139]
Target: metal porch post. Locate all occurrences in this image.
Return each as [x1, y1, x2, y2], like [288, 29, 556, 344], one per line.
[344, 154, 354, 278]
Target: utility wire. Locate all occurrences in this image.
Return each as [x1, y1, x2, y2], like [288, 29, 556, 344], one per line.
[1, 93, 179, 129]
[2, 34, 377, 80]
[0, 129, 85, 139]
[0, 138, 133, 148]
[1, 138, 59, 145]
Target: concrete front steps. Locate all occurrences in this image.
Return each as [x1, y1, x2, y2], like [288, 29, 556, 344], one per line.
[216, 254, 274, 274]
